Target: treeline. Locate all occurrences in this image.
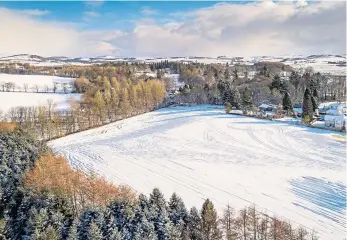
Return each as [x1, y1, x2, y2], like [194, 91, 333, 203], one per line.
[174, 64, 345, 114]
[0, 129, 318, 240]
[2, 77, 166, 140]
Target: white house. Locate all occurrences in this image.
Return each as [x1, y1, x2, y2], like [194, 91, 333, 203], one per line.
[324, 103, 346, 129]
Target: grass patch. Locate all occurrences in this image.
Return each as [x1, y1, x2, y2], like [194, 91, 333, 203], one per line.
[332, 134, 346, 141]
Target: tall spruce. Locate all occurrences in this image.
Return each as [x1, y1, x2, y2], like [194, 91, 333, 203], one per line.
[187, 207, 203, 240]
[312, 88, 319, 112]
[231, 87, 241, 110]
[282, 92, 293, 115]
[168, 193, 189, 239]
[302, 88, 313, 121]
[149, 188, 171, 240]
[242, 87, 253, 110]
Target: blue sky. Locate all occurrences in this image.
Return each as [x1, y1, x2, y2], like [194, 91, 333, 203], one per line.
[0, 1, 224, 31]
[0, 1, 345, 57]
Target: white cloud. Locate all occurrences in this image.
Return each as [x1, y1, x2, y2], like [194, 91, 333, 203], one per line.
[112, 1, 346, 57]
[17, 9, 50, 16]
[82, 11, 100, 22]
[84, 11, 100, 18]
[0, 7, 114, 57]
[141, 7, 158, 16]
[0, 1, 345, 58]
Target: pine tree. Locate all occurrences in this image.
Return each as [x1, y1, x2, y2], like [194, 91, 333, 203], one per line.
[168, 193, 188, 225]
[102, 209, 115, 240]
[67, 219, 78, 240]
[282, 92, 293, 115]
[89, 222, 102, 240]
[168, 193, 188, 239]
[78, 208, 103, 240]
[312, 88, 319, 112]
[167, 221, 181, 240]
[302, 88, 313, 122]
[242, 87, 253, 111]
[224, 69, 231, 82]
[200, 199, 222, 240]
[231, 87, 241, 110]
[187, 207, 203, 240]
[125, 205, 156, 240]
[41, 225, 60, 240]
[149, 188, 170, 240]
[110, 227, 122, 240]
[269, 75, 288, 95]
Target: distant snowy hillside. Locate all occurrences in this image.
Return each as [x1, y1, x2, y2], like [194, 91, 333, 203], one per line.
[0, 54, 345, 75]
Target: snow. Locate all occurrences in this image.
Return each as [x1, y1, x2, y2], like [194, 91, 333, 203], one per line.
[49, 105, 346, 239]
[0, 74, 75, 93]
[0, 92, 81, 112]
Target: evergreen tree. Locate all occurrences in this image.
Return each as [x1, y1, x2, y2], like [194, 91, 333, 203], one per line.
[124, 205, 156, 240]
[200, 199, 222, 240]
[89, 222, 102, 240]
[67, 219, 78, 240]
[282, 92, 293, 115]
[149, 188, 170, 240]
[107, 199, 133, 233]
[302, 88, 313, 122]
[224, 69, 231, 82]
[110, 227, 122, 240]
[231, 87, 241, 110]
[167, 221, 181, 240]
[41, 225, 60, 240]
[312, 88, 319, 112]
[0, 131, 47, 219]
[168, 193, 188, 238]
[78, 208, 103, 240]
[242, 87, 253, 110]
[187, 207, 203, 240]
[168, 193, 188, 225]
[232, 69, 238, 80]
[269, 74, 288, 95]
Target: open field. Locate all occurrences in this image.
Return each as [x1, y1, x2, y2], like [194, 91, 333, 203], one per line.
[0, 92, 81, 113]
[49, 105, 346, 239]
[0, 74, 81, 113]
[0, 73, 75, 93]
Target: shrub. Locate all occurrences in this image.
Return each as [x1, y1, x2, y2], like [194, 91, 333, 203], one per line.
[225, 102, 231, 113]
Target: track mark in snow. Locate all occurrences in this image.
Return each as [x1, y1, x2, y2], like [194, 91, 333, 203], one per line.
[49, 106, 346, 240]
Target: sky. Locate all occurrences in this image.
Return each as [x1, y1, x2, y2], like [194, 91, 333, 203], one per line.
[0, 0, 346, 58]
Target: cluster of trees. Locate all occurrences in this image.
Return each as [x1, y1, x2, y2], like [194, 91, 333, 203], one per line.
[174, 62, 345, 112]
[0, 128, 318, 240]
[2, 76, 166, 140]
[2, 58, 345, 107]
[269, 70, 327, 119]
[0, 81, 70, 93]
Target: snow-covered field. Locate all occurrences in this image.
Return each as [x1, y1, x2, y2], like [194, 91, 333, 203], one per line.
[0, 92, 81, 112]
[0, 74, 75, 93]
[49, 105, 346, 239]
[0, 74, 81, 113]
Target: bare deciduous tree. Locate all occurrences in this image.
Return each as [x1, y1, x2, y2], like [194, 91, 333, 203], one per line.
[23, 83, 28, 92]
[44, 85, 50, 93]
[32, 84, 39, 93]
